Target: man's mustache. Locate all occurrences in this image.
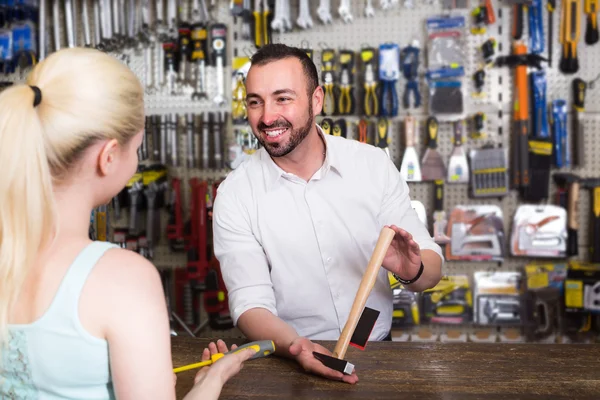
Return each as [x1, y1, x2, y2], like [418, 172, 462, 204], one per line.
[258, 119, 292, 130]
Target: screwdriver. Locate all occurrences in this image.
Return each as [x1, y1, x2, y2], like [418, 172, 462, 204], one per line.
[173, 340, 276, 373]
[585, 0, 599, 45]
[572, 78, 586, 167]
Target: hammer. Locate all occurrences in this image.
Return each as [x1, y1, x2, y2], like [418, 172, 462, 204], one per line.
[553, 172, 580, 257]
[582, 178, 600, 263]
[313, 226, 395, 375]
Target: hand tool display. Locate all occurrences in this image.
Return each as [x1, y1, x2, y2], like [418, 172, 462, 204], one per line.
[54, 0, 600, 342]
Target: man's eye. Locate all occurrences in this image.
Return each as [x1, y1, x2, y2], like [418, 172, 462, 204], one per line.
[278, 97, 291, 102]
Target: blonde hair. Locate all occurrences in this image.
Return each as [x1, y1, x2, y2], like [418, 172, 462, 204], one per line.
[0, 47, 144, 349]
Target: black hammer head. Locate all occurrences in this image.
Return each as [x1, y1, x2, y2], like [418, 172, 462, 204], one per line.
[553, 172, 580, 187]
[313, 352, 355, 375]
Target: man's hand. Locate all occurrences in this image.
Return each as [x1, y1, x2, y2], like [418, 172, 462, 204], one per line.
[288, 337, 359, 384]
[382, 225, 422, 280]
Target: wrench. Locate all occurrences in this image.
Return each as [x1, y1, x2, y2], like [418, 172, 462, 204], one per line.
[39, 0, 47, 59]
[211, 24, 227, 106]
[171, 113, 179, 167]
[82, 0, 93, 46]
[186, 113, 196, 168]
[317, 0, 332, 24]
[297, 0, 313, 29]
[338, 0, 353, 23]
[128, 181, 143, 234]
[53, 0, 61, 51]
[365, 0, 375, 16]
[202, 113, 210, 169]
[213, 112, 224, 169]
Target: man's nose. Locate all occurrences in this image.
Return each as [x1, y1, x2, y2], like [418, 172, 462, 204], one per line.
[260, 102, 278, 126]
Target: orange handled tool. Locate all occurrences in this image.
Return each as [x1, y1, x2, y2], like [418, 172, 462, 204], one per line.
[513, 42, 530, 189]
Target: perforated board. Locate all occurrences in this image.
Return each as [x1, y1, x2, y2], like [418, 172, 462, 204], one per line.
[7, 0, 600, 339]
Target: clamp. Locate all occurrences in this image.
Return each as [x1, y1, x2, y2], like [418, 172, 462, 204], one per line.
[400, 43, 421, 109]
[361, 47, 378, 117]
[378, 43, 400, 117]
[337, 50, 355, 115]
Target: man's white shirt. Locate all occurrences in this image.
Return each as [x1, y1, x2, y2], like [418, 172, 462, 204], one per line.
[212, 127, 444, 341]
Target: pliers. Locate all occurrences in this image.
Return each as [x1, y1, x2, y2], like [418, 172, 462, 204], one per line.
[401, 44, 421, 109]
[378, 43, 400, 117]
[363, 63, 378, 116]
[338, 68, 352, 114]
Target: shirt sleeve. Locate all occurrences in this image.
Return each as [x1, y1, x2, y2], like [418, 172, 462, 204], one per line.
[377, 155, 445, 263]
[212, 189, 278, 326]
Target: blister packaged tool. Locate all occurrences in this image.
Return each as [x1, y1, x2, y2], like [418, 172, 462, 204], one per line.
[550, 99, 569, 168]
[524, 70, 552, 202]
[468, 147, 508, 198]
[511, 204, 567, 258]
[378, 43, 400, 117]
[446, 205, 505, 262]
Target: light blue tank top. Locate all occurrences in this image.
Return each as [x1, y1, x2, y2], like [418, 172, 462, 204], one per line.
[1, 241, 120, 399]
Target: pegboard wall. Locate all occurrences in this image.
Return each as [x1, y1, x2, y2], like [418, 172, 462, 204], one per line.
[4, 0, 600, 339]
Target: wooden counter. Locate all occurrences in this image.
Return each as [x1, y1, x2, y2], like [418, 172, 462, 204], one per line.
[172, 336, 600, 399]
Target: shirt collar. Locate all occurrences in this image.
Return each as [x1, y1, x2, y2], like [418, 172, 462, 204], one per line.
[260, 124, 344, 191]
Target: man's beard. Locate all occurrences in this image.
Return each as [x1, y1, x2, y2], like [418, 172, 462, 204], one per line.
[255, 103, 314, 158]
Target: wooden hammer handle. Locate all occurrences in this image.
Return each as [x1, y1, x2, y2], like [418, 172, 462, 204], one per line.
[332, 226, 396, 360]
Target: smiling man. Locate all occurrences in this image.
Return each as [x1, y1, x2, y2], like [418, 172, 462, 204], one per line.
[212, 44, 443, 384]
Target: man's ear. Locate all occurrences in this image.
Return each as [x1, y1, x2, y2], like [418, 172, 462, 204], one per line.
[97, 139, 119, 176]
[312, 86, 324, 116]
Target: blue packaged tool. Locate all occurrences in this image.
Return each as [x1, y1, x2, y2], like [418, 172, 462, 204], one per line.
[378, 43, 400, 117]
[528, 0, 545, 54]
[401, 43, 420, 109]
[0, 28, 13, 74]
[531, 70, 549, 138]
[551, 99, 568, 168]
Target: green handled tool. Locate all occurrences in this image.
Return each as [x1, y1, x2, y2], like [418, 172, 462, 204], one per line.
[173, 340, 275, 373]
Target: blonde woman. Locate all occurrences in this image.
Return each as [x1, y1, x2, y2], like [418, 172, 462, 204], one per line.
[0, 47, 254, 400]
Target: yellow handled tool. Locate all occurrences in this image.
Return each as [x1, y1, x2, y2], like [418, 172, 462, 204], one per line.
[173, 340, 275, 374]
[585, 0, 599, 44]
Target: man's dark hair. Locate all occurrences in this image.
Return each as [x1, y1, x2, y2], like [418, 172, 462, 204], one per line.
[250, 44, 319, 96]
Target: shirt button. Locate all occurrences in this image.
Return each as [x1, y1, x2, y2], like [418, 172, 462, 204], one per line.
[327, 257, 332, 263]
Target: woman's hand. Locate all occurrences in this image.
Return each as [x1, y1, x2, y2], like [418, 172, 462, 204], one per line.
[194, 339, 256, 386]
[183, 339, 256, 400]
